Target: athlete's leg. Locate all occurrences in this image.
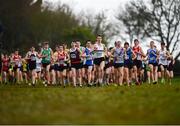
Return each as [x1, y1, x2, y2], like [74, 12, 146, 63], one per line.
[166, 69, 170, 84]
[94, 65, 98, 84]
[52, 69, 56, 85]
[119, 67, 124, 86]
[3, 71, 7, 83]
[31, 69, 35, 85]
[59, 71, 63, 85]
[153, 66, 158, 83]
[124, 67, 130, 86]
[77, 68, 82, 86]
[105, 67, 110, 85]
[99, 61, 105, 84]
[68, 69, 72, 85]
[160, 65, 165, 83]
[62, 69, 67, 87]
[71, 68, 76, 87]
[24, 72, 28, 83]
[46, 65, 51, 84]
[110, 66, 115, 83]
[91, 67, 95, 84]
[114, 68, 118, 84]
[16, 68, 20, 83]
[55, 70, 59, 84]
[147, 71, 151, 84]
[149, 64, 154, 83]
[81, 67, 86, 85]
[133, 65, 138, 83]
[87, 66, 92, 85]
[129, 68, 133, 83]
[170, 71, 173, 85]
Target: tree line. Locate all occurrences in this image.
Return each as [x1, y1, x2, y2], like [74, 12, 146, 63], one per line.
[0, 0, 112, 55]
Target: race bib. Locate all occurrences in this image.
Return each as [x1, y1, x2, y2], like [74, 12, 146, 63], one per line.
[115, 56, 124, 63]
[86, 55, 92, 60]
[96, 51, 103, 58]
[31, 56, 36, 61]
[137, 54, 141, 60]
[125, 55, 129, 60]
[149, 57, 155, 61]
[70, 54, 76, 59]
[59, 60, 64, 65]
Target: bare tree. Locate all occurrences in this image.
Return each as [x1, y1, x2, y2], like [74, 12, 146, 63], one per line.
[80, 11, 118, 45]
[117, 0, 180, 60]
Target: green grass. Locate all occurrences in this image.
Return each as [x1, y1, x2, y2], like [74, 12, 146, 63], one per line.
[0, 78, 180, 124]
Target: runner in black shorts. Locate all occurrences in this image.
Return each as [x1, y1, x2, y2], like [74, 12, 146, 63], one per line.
[69, 42, 83, 87]
[40, 42, 53, 86]
[93, 35, 106, 85]
[25, 47, 39, 86]
[124, 42, 136, 86]
[132, 39, 145, 85]
[111, 41, 125, 86]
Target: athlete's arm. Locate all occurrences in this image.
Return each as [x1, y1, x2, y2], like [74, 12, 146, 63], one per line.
[146, 49, 149, 56]
[40, 49, 47, 58]
[25, 52, 30, 60]
[166, 51, 170, 59]
[156, 49, 160, 59]
[173, 58, 175, 65]
[50, 48, 54, 58]
[132, 49, 137, 60]
[110, 48, 115, 58]
[140, 47, 146, 57]
[65, 52, 70, 61]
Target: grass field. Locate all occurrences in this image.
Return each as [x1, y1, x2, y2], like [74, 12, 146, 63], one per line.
[0, 78, 180, 125]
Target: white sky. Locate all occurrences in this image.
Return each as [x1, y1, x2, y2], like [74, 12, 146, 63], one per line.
[46, 0, 127, 14]
[44, 0, 153, 51]
[45, 0, 130, 24]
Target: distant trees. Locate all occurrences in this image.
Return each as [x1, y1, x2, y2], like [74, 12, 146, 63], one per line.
[117, 0, 180, 60]
[80, 12, 118, 45]
[1, 0, 180, 61]
[0, 0, 42, 53]
[0, 0, 96, 54]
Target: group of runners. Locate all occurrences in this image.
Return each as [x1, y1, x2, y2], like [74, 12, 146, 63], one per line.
[0, 35, 175, 87]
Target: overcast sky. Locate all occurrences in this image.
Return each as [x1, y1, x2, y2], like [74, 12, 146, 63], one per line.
[45, 0, 130, 23]
[46, 0, 128, 14]
[44, 0, 153, 50]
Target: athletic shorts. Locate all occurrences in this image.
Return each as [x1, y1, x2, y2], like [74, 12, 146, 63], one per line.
[133, 59, 142, 69]
[114, 63, 124, 68]
[157, 65, 161, 72]
[109, 60, 114, 67]
[42, 63, 50, 68]
[104, 62, 111, 70]
[124, 62, 133, 69]
[84, 64, 93, 70]
[29, 62, 36, 70]
[54, 64, 59, 71]
[167, 65, 173, 71]
[159, 64, 167, 69]
[59, 65, 67, 72]
[66, 63, 71, 71]
[80, 62, 84, 69]
[36, 67, 41, 73]
[13, 65, 21, 71]
[49, 65, 55, 71]
[2, 66, 9, 73]
[94, 57, 104, 66]
[84, 64, 93, 68]
[148, 62, 158, 67]
[71, 63, 83, 70]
